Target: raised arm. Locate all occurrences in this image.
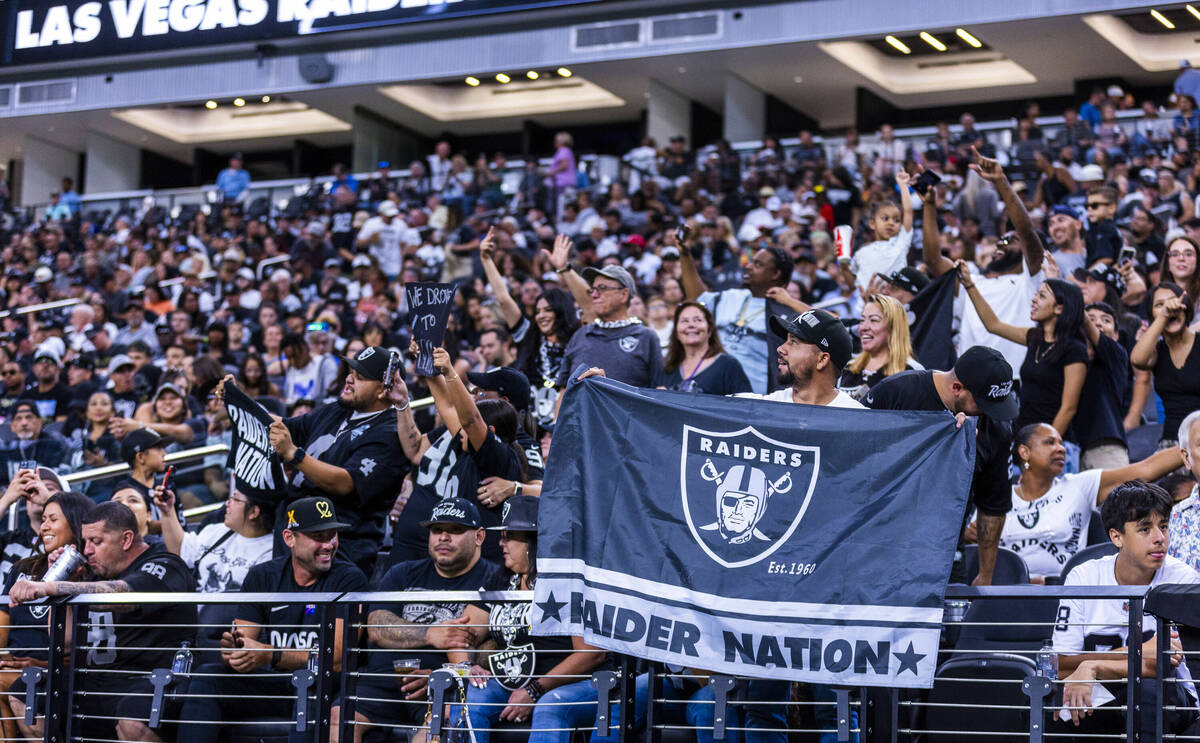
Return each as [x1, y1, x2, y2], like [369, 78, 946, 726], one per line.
[956, 261, 1029, 344]
[675, 224, 708, 300]
[1131, 307, 1172, 370]
[480, 227, 523, 329]
[896, 171, 914, 233]
[970, 146, 1044, 274]
[389, 371, 430, 465]
[542, 234, 595, 322]
[433, 347, 488, 450]
[1098, 447, 1184, 502]
[922, 197, 953, 277]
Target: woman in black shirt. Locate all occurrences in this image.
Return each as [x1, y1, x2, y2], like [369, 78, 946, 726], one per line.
[1132, 283, 1200, 447]
[664, 302, 751, 396]
[838, 294, 922, 401]
[960, 262, 1088, 437]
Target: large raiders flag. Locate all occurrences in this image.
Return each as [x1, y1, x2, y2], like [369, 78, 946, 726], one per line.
[532, 377, 975, 688]
[224, 383, 287, 503]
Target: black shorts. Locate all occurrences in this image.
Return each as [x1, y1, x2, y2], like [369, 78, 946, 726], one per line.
[349, 682, 427, 728]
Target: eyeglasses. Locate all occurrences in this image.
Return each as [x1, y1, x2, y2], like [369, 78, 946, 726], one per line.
[1, 370, 18, 376]
[228, 496, 249, 505]
[1168, 250, 1196, 259]
[1085, 202, 1112, 209]
[589, 284, 625, 295]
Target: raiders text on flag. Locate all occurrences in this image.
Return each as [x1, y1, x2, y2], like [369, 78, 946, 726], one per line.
[533, 378, 975, 688]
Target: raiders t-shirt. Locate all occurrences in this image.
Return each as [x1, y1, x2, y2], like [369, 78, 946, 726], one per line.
[999, 469, 1102, 579]
[364, 557, 507, 680]
[238, 555, 367, 652]
[1, 568, 51, 660]
[179, 524, 274, 594]
[1054, 554, 1199, 654]
[284, 403, 410, 570]
[865, 370, 1013, 518]
[79, 543, 196, 671]
[391, 426, 526, 564]
[27, 384, 71, 421]
[473, 575, 576, 691]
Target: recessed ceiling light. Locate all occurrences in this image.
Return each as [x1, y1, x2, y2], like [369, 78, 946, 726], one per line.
[496, 73, 511, 83]
[1151, 9, 1176, 28]
[920, 31, 947, 51]
[205, 100, 218, 109]
[955, 28, 982, 48]
[526, 70, 539, 80]
[1188, 4, 1200, 22]
[793, 75, 803, 83]
[557, 67, 572, 77]
[233, 98, 246, 107]
[465, 76, 480, 86]
[884, 35, 911, 54]
[261, 95, 271, 103]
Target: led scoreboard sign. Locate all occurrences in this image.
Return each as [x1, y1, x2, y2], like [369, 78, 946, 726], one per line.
[1, 0, 601, 65]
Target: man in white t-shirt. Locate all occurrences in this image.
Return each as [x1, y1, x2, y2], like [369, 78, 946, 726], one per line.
[282, 332, 338, 405]
[921, 147, 1045, 379]
[356, 201, 417, 279]
[1052, 481, 1199, 739]
[736, 310, 863, 409]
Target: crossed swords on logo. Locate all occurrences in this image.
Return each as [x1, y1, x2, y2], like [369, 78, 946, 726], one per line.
[699, 458, 793, 542]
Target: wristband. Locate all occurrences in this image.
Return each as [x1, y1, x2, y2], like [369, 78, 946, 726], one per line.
[395, 400, 410, 412]
[524, 679, 546, 702]
[289, 447, 306, 466]
[561, 264, 576, 273]
[271, 649, 282, 668]
[513, 482, 522, 497]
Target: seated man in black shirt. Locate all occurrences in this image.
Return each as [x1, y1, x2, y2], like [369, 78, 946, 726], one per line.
[262, 346, 410, 575]
[332, 497, 506, 743]
[0, 401, 67, 487]
[26, 346, 70, 424]
[865, 345, 1019, 585]
[8, 501, 196, 743]
[177, 497, 367, 743]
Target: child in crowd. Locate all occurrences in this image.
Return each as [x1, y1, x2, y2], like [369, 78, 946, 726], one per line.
[849, 171, 914, 291]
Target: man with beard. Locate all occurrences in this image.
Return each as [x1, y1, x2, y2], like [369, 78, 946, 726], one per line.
[922, 147, 1045, 380]
[177, 497, 367, 743]
[1046, 205, 1089, 278]
[249, 346, 409, 575]
[331, 498, 506, 743]
[679, 226, 793, 394]
[736, 310, 861, 408]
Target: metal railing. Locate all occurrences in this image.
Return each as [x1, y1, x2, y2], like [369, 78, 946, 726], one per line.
[0, 583, 1192, 743]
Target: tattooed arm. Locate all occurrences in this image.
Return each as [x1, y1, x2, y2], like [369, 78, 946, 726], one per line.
[973, 514, 1005, 587]
[368, 609, 475, 650]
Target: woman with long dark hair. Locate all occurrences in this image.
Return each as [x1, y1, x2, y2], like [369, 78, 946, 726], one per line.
[236, 353, 281, 399]
[664, 301, 750, 395]
[448, 496, 608, 743]
[0, 492, 94, 739]
[1132, 283, 1200, 447]
[479, 227, 580, 424]
[960, 262, 1088, 436]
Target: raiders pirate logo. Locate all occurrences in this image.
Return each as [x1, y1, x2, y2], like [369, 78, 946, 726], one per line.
[618, 336, 639, 353]
[1017, 509, 1040, 530]
[680, 424, 819, 568]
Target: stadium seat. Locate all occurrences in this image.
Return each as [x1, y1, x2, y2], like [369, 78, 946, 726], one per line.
[1060, 543, 1118, 581]
[922, 653, 1038, 743]
[954, 597, 1058, 653]
[963, 545, 1030, 585]
[1084, 513, 1108, 546]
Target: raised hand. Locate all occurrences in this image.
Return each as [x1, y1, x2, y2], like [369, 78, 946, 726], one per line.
[969, 146, 1005, 183]
[479, 226, 497, 261]
[542, 234, 573, 271]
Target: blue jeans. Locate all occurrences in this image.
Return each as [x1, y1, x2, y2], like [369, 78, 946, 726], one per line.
[590, 673, 742, 743]
[812, 685, 859, 743]
[743, 679, 788, 743]
[454, 678, 599, 743]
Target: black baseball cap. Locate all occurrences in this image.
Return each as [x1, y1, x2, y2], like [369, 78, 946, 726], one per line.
[284, 496, 350, 533]
[10, 400, 39, 419]
[121, 428, 173, 464]
[881, 267, 930, 295]
[345, 346, 398, 384]
[486, 494, 539, 532]
[467, 368, 532, 412]
[768, 310, 854, 371]
[1072, 264, 1126, 295]
[953, 346, 1019, 421]
[420, 497, 482, 529]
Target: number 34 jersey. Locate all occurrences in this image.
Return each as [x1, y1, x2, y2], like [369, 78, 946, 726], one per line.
[80, 543, 197, 672]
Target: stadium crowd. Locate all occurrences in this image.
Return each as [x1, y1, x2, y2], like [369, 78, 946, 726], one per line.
[0, 84, 1197, 742]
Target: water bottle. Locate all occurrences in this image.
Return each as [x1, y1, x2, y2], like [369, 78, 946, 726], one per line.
[43, 545, 85, 583]
[170, 641, 193, 676]
[307, 648, 319, 675]
[1037, 643, 1058, 679]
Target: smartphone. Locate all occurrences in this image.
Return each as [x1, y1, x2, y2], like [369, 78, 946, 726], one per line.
[675, 224, 690, 244]
[913, 170, 942, 197]
[161, 465, 174, 493]
[230, 620, 244, 648]
[17, 460, 36, 474]
[1119, 246, 1137, 265]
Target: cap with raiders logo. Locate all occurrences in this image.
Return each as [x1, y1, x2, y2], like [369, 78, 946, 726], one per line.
[420, 497, 482, 529]
[345, 346, 398, 386]
[881, 267, 930, 295]
[953, 345, 1019, 421]
[1072, 264, 1126, 295]
[768, 310, 853, 371]
[486, 495, 539, 532]
[283, 496, 350, 533]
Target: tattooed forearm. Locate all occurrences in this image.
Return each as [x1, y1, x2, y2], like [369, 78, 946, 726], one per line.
[367, 611, 433, 649]
[51, 580, 131, 597]
[975, 514, 1004, 549]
